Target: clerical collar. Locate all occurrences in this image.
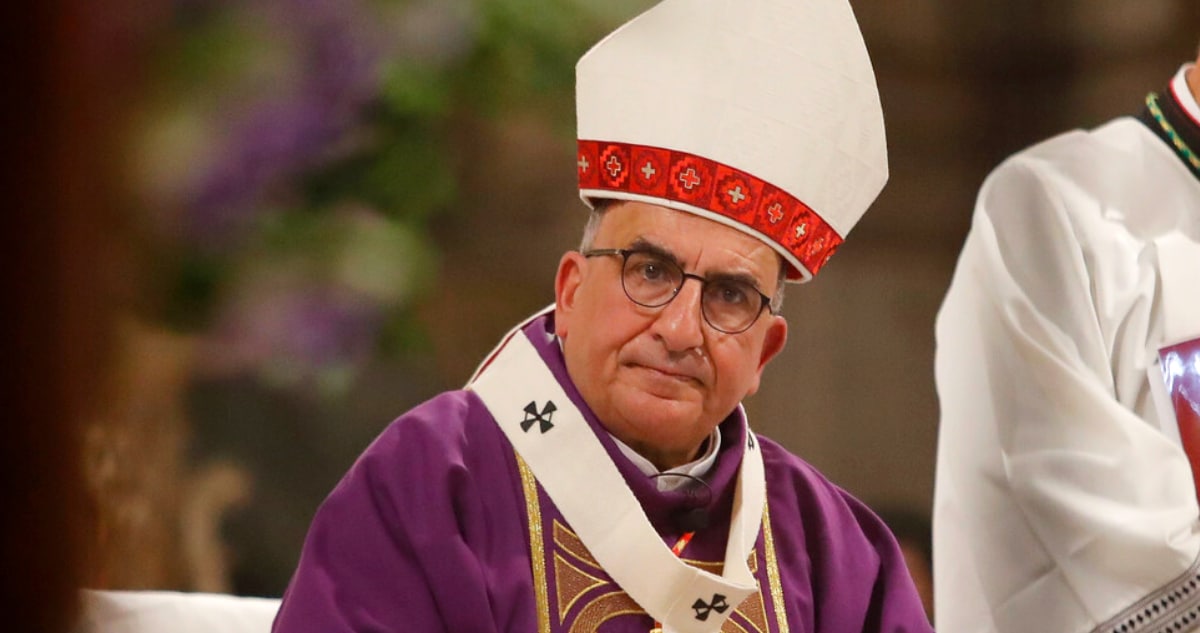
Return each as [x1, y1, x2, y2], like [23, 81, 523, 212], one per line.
[611, 427, 722, 491]
[1139, 63, 1200, 180]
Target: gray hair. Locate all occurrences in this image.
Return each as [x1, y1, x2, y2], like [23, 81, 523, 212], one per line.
[577, 202, 787, 313]
[577, 201, 611, 252]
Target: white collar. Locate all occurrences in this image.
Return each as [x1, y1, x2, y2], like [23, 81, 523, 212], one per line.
[613, 427, 721, 491]
[1170, 63, 1200, 127]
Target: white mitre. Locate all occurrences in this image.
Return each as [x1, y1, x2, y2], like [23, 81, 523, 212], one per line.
[575, 0, 887, 281]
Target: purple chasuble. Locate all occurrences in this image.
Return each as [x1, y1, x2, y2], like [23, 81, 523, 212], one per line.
[272, 313, 933, 632]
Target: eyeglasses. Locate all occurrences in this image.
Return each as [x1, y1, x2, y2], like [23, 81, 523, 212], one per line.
[582, 248, 774, 334]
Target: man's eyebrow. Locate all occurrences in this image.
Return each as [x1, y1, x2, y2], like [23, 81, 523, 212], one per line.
[706, 269, 766, 292]
[626, 237, 767, 291]
[626, 238, 682, 267]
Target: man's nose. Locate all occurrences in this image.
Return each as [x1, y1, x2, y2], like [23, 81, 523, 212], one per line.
[652, 277, 705, 351]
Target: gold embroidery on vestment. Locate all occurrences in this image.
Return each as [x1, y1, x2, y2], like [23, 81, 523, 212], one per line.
[518, 452, 791, 632]
[552, 551, 606, 623]
[553, 520, 602, 571]
[761, 496, 790, 633]
[569, 591, 644, 633]
[517, 454, 552, 633]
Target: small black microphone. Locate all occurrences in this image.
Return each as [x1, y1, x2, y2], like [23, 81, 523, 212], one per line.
[649, 472, 714, 533]
[674, 506, 710, 532]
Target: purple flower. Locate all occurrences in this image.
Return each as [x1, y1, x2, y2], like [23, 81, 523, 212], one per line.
[180, 0, 391, 248]
[204, 281, 383, 392]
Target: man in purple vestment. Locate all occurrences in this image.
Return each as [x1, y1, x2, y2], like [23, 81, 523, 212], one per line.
[273, 1, 934, 632]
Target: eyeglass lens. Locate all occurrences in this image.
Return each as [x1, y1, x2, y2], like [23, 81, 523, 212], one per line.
[620, 250, 763, 333]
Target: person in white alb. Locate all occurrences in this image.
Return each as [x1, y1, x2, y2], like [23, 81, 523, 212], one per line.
[933, 46, 1200, 633]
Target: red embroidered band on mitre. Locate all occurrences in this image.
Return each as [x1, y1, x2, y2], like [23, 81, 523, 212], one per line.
[577, 140, 843, 279]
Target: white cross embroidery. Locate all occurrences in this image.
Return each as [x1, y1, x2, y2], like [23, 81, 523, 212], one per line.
[679, 167, 701, 190]
[605, 155, 623, 178]
[795, 223, 807, 239]
[767, 203, 784, 224]
[578, 156, 590, 173]
[727, 185, 746, 204]
[641, 162, 656, 180]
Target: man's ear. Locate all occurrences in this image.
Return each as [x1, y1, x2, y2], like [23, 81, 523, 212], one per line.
[554, 251, 586, 339]
[744, 314, 788, 397]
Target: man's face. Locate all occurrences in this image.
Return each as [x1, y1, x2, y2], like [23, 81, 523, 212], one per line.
[554, 201, 788, 469]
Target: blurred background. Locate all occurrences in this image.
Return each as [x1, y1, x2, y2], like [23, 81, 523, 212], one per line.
[7, 0, 1199, 624]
